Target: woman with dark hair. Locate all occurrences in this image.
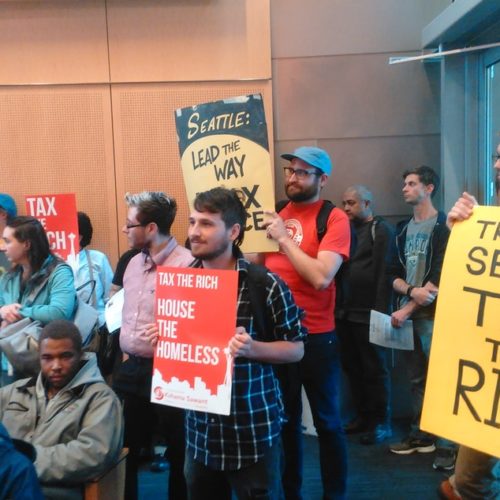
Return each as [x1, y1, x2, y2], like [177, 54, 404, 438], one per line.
[0, 216, 75, 327]
[75, 212, 113, 327]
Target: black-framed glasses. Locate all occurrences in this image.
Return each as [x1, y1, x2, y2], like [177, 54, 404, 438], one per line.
[492, 154, 500, 163]
[125, 222, 146, 230]
[283, 166, 321, 179]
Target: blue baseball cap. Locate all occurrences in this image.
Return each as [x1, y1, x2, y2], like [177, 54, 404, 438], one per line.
[281, 146, 332, 176]
[0, 194, 17, 218]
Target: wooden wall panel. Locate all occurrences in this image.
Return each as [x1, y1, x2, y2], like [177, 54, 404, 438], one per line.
[0, 0, 109, 85]
[107, 0, 271, 82]
[111, 81, 273, 253]
[0, 86, 118, 265]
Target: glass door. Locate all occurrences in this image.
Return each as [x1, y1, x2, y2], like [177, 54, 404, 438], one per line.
[484, 49, 500, 204]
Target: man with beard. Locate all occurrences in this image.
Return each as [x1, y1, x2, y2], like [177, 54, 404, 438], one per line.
[113, 191, 193, 500]
[184, 187, 306, 499]
[263, 147, 350, 500]
[438, 149, 500, 500]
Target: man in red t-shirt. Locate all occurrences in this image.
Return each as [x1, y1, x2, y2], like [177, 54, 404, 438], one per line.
[264, 146, 350, 500]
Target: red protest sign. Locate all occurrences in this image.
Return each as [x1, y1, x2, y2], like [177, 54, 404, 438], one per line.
[25, 193, 79, 267]
[151, 266, 238, 415]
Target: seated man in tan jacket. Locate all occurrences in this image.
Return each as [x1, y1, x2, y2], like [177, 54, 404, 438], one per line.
[0, 319, 123, 499]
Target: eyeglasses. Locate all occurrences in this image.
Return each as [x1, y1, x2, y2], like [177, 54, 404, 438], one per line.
[125, 222, 146, 230]
[492, 154, 500, 163]
[283, 167, 321, 179]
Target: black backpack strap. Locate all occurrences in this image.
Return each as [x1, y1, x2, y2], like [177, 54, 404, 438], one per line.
[246, 263, 273, 341]
[316, 200, 335, 242]
[276, 198, 335, 243]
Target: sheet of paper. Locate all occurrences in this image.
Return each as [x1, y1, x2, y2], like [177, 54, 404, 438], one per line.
[369, 310, 414, 350]
[105, 288, 124, 333]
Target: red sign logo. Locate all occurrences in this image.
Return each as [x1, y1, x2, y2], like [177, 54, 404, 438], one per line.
[153, 386, 164, 400]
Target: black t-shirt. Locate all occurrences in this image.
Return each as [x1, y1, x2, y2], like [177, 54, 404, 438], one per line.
[347, 221, 376, 310]
[112, 249, 140, 287]
[340, 218, 394, 323]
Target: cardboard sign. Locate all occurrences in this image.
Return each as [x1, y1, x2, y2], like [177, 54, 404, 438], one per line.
[175, 94, 277, 253]
[151, 266, 238, 415]
[421, 206, 500, 457]
[25, 193, 79, 269]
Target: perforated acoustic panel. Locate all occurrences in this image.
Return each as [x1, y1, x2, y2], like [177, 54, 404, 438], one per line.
[0, 86, 118, 265]
[112, 81, 273, 253]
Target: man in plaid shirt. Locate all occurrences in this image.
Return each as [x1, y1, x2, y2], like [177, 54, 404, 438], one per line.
[185, 187, 306, 499]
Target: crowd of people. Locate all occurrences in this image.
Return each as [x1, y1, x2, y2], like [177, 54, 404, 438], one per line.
[0, 143, 498, 499]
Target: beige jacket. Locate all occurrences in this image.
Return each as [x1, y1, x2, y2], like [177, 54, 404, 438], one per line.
[0, 353, 123, 487]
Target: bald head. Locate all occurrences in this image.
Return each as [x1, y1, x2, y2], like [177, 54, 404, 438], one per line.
[342, 185, 373, 222]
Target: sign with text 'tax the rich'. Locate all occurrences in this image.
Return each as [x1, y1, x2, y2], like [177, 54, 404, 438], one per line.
[421, 206, 500, 457]
[25, 193, 79, 269]
[151, 266, 238, 415]
[175, 94, 277, 253]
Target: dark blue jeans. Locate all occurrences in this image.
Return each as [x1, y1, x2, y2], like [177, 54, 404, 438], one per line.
[184, 439, 283, 500]
[275, 331, 347, 500]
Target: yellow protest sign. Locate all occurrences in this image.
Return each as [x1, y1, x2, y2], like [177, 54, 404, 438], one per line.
[421, 206, 500, 457]
[175, 94, 277, 253]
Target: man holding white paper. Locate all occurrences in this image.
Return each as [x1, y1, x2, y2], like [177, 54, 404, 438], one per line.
[113, 191, 193, 500]
[389, 166, 450, 457]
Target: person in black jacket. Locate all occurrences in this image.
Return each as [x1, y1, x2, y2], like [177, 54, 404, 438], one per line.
[388, 166, 450, 456]
[337, 185, 396, 445]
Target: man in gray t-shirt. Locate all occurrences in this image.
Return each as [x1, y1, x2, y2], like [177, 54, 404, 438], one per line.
[388, 166, 450, 457]
[401, 214, 437, 319]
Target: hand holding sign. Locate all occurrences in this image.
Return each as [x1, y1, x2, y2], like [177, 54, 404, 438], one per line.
[447, 192, 477, 228]
[228, 327, 253, 358]
[263, 211, 289, 243]
[145, 323, 160, 347]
